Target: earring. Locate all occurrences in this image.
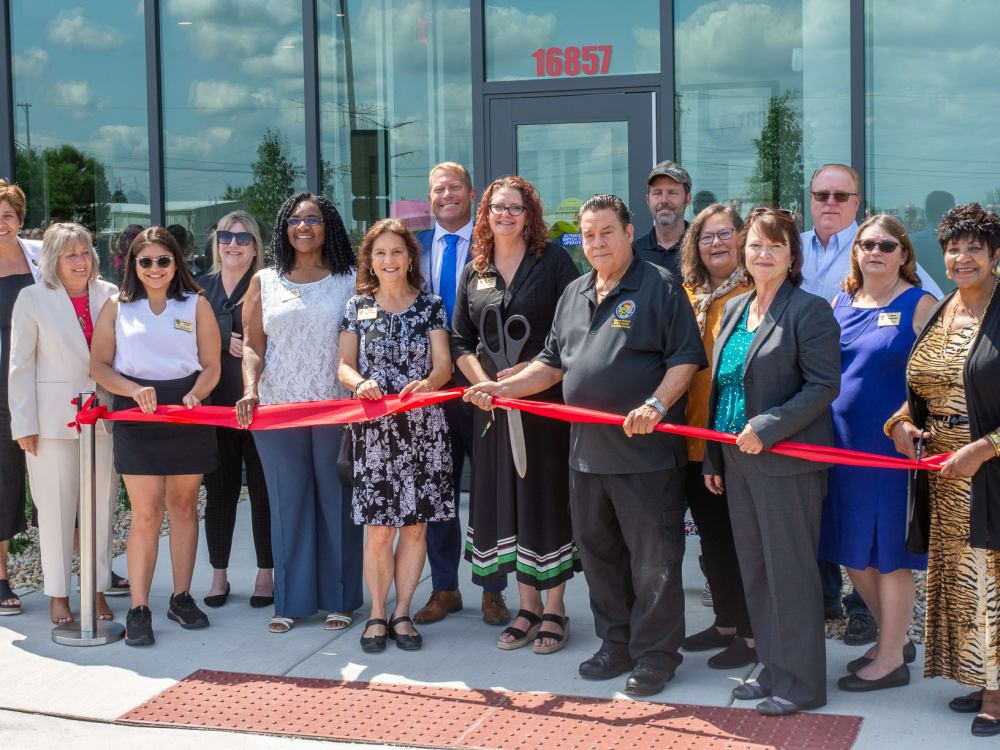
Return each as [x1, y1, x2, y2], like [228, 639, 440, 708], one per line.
[946, 270, 952, 279]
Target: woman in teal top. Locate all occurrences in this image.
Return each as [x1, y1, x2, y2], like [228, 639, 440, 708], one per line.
[713, 304, 755, 435]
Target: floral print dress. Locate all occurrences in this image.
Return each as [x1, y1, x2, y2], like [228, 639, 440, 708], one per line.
[340, 291, 455, 527]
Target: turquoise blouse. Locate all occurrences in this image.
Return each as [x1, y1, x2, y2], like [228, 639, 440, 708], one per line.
[713, 303, 755, 434]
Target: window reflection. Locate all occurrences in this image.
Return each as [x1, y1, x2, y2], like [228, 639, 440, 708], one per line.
[160, 0, 306, 270]
[319, 0, 473, 240]
[674, 0, 849, 224]
[11, 1, 149, 278]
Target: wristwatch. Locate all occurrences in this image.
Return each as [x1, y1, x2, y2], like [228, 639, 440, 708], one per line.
[644, 396, 668, 417]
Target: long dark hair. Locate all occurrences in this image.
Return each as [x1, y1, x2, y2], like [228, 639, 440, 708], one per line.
[271, 192, 355, 276]
[119, 226, 202, 302]
[355, 218, 423, 295]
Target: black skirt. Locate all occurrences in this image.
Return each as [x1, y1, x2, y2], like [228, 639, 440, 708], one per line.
[113, 372, 218, 476]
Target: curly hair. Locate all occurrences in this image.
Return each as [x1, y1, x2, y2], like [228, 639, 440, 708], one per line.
[937, 202, 1000, 255]
[737, 209, 803, 287]
[843, 214, 921, 296]
[471, 176, 548, 275]
[271, 192, 355, 276]
[355, 218, 423, 295]
[680, 203, 744, 288]
[119, 226, 203, 303]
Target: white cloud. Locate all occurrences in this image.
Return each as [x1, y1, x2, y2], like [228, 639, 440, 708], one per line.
[13, 46, 48, 77]
[242, 35, 303, 77]
[188, 80, 279, 112]
[88, 125, 148, 160]
[165, 0, 299, 26]
[48, 81, 97, 114]
[48, 7, 126, 50]
[166, 126, 233, 157]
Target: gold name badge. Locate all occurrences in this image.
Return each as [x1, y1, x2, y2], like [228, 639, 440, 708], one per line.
[283, 287, 302, 302]
[357, 307, 378, 321]
[174, 318, 194, 332]
[877, 312, 901, 327]
[476, 276, 497, 290]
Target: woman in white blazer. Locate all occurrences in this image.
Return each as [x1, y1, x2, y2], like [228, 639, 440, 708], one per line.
[9, 222, 118, 624]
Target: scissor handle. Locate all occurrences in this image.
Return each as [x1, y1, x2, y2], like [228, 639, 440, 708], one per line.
[479, 304, 509, 370]
[503, 314, 531, 366]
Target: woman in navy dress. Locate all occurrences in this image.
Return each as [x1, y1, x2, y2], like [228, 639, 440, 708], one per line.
[819, 214, 936, 691]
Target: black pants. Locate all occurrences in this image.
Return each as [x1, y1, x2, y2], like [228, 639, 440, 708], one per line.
[569, 467, 686, 674]
[204, 426, 272, 570]
[685, 462, 752, 638]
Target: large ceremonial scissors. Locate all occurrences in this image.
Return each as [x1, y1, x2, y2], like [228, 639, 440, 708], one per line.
[480, 303, 530, 478]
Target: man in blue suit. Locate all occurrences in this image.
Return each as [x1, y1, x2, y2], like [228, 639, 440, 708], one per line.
[413, 162, 510, 626]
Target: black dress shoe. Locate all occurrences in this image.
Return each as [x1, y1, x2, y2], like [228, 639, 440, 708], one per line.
[972, 716, 1000, 737]
[846, 639, 917, 673]
[387, 615, 422, 651]
[708, 639, 757, 669]
[681, 625, 735, 652]
[579, 649, 636, 680]
[950, 691, 984, 713]
[732, 680, 769, 700]
[204, 582, 230, 608]
[837, 663, 910, 692]
[756, 697, 802, 716]
[824, 607, 844, 621]
[624, 663, 671, 697]
[844, 613, 878, 645]
[360, 618, 387, 653]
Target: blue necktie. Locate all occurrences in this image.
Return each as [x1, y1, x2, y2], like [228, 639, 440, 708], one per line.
[440, 233, 460, 323]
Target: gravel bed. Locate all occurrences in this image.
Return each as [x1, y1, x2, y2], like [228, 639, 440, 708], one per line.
[824, 567, 926, 644]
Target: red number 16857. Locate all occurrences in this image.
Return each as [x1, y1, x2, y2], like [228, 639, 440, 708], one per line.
[531, 45, 612, 77]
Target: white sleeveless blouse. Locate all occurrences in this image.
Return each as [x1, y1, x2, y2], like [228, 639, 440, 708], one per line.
[114, 294, 201, 380]
[257, 268, 355, 404]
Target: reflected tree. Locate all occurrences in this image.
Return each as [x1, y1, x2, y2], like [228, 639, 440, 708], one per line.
[223, 128, 299, 232]
[747, 91, 803, 214]
[15, 143, 112, 233]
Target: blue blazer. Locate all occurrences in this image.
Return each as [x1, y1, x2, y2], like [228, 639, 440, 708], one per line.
[416, 228, 473, 295]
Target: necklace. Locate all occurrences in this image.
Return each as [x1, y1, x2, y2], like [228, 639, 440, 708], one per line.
[75, 294, 90, 333]
[940, 278, 997, 357]
[839, 279, 902, 346]
[595, 269, 625, 303]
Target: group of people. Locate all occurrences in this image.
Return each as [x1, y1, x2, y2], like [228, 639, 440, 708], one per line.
[0, 158, 998, 733]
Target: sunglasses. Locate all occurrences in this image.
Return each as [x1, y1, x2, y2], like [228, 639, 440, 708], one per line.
[217, 230, 254, 246]
[488, 203, 526, 216]
[287, 216, 323, 227]
[136, 255, 173, 269]
[698, 228, 735, 246]
[811, 191, 857, 204]
[859, 239, 901, 253]
[750, 207, 795, 218]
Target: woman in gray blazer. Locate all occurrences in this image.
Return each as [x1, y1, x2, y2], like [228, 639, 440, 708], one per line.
[703, 208, 841, 716]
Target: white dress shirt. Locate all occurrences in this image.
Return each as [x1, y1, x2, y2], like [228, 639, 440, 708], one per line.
[800, 221, 943, 302]
[429, 219, 473, 300]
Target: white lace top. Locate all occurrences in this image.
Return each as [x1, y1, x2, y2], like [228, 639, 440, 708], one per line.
[257, 268, 355, 405]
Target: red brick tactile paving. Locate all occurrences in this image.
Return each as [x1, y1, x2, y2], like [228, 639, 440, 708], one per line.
[118, 669, 863, 750]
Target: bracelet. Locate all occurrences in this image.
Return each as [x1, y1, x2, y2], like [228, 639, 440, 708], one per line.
[883, 414, 914, 438]
[985, 430, 1000, 458]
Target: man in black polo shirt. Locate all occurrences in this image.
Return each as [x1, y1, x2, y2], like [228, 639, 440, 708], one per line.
[632, 160, 693, 282]
[465, 194, 706, 697]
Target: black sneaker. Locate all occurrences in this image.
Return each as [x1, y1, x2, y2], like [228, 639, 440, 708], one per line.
[167, 591, 210, 629]
[125, 605, 155, 646]
[844, 613, 878, 645]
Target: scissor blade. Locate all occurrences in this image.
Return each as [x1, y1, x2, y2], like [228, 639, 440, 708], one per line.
[508, 410, 528, 478]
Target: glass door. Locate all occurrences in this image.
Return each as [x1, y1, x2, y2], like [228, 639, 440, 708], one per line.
[487, 92, 655, 271]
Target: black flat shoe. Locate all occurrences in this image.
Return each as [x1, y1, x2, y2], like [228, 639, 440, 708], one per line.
[837, 663, 909, 692]
[624, 663, 671, 697]
[972, 716, 1000, 737]
[950, 691, 985, 714]
[708, 639, 757, 669]
[732, 680, 769, 700]
[360, 618, 387, 653]
[388, 615, 422, 651]
[204, 582, 230, 608]
[250, 594, 275, 609]
[681, 625, 736, 652]
[579, 649, 636, 680]
[846, 639, 917, 673]
[756, 697, 803, 717]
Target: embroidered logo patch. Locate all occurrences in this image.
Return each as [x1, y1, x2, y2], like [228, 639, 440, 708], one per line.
[615, 300, 636, 319]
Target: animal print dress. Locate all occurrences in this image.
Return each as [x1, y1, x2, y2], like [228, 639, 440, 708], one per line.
[908, 315, 1000, 688]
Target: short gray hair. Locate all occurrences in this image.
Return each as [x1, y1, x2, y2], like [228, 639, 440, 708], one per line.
[210, 209, 263, 274]
[40, 223, 99, 289]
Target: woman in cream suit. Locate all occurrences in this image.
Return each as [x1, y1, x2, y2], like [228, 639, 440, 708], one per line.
[9, 223, 118, 624]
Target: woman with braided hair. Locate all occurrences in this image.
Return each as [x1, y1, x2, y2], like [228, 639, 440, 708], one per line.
[237, 192, 363, 634]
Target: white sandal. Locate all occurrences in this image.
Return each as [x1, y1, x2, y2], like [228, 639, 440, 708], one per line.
[268, 615, 295, 633]
[325, 613, 352, 630]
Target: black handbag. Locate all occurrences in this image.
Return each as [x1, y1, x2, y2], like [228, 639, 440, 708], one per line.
[337, 427, 354, 486]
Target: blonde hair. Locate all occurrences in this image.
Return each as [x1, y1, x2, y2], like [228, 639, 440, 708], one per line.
[210, 210, 263, 274]
[428, 162, 472, 191]
[809, 163, 861, 194]
[39, 223, 100, 289]
[842, 214, 920, 296]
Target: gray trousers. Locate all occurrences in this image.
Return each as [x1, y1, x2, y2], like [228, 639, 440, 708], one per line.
[721, 444, 827, 708]
[569, 468, 686, 673]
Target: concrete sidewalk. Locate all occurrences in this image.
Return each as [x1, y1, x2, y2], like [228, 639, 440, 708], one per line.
[0, 498, 980, 748]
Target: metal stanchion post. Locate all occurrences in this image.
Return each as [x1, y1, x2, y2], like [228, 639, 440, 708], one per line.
[52, 392, 125, 646]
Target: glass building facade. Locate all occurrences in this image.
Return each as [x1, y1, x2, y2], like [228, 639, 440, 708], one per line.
[2, 0, 998, 290]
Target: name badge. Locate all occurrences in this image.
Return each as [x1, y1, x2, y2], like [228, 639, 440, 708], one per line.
[476, 276, 497, 290]
[357, 307, 378, 321]
[283, 287, 302, 302]
[877, 312, 901, 327]
[174, 318, 194, 332]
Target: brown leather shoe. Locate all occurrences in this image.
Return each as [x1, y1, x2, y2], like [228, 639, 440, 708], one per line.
[482, 592, 511, 626]
[413, 590, 463, 624]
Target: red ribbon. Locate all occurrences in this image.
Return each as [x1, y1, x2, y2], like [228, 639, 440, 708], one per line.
[68, 389, 948, 471]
